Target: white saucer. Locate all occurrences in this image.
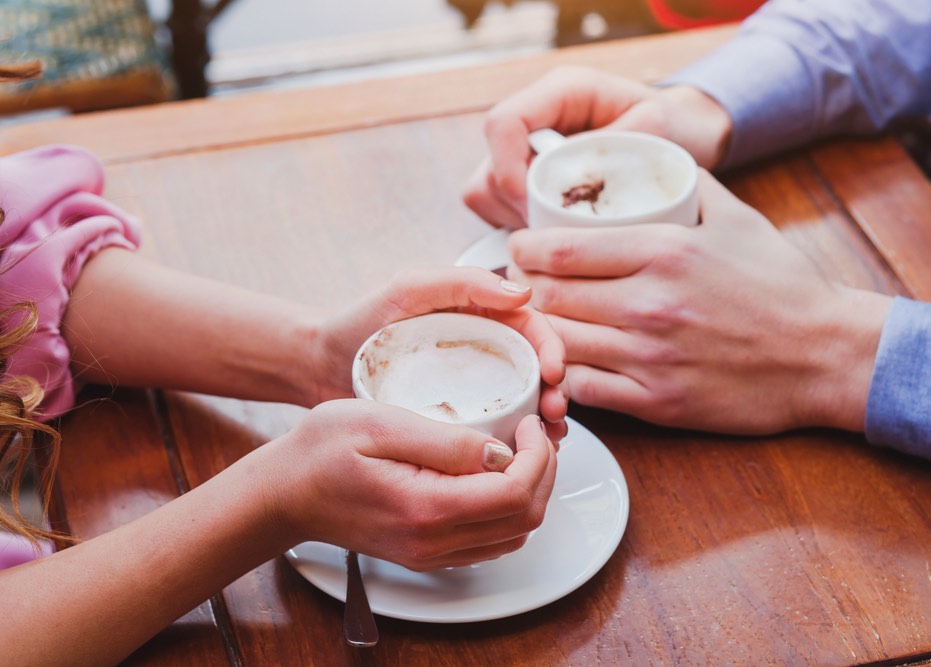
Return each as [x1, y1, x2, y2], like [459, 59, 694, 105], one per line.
[285, 417, 629, 623]
[455, 228, 511, 271]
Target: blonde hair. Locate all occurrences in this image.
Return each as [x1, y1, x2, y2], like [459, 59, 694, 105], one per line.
[0, 59, 68, 549]
[0, 299, 63, 549]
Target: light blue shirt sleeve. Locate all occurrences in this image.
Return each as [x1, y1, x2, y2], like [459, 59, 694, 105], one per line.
[663, 0, 931, 168]
[866, 298, 931, 458]
[661, 1, 931, 457]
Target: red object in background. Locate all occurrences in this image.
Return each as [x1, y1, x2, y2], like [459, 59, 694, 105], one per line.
[646, 0, 766, 30]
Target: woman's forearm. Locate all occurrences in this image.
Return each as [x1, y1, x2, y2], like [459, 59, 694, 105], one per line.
[0, 444, 289, 667]
[63, 248, 326, 407]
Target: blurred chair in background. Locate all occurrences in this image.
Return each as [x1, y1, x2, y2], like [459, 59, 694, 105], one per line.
[0, 0, 173, 116]
[165, 0, 238, 99]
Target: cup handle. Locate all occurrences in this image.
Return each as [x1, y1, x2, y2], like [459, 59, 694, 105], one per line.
[528, 128, 566, 155]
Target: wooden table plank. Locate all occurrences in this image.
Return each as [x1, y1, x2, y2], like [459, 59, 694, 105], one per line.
[725, 150, 907, 298]
[55, 387, 235, 666]
[810, 137, 931, 301]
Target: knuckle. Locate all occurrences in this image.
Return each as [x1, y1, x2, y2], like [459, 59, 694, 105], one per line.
[636, 339, 682, 366]
[525, 503, 547, 532]
[566, 370, 599, 407]
[483, 105, 514, 142]
[495, 170, 525, 201]
[627, 292, 688, 331]
[505, 480, 535, 516]
[649, 385, 690, 424]
[647, 227, 698, 275]
[403, 499, 440, 537]
[528, 277, 561, 313]
[445, 430, 476, 470]
[342, 403, 390, 440]
[544, 238, 581, 273]
[383, 266, 452, 314]
[400, 543, 435, 570]
[462, 184, 485, 213]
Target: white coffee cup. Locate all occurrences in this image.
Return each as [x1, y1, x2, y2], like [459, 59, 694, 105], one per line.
[351, 313, 541, 447]
[526, 129, 699, 229]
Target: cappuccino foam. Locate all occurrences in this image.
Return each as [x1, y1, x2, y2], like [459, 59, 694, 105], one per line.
[536, 145, 689, 218]
[368, 337, 527, 422]
[355, 312, 541, 428]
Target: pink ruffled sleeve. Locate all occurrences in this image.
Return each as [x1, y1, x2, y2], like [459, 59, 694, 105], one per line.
[0, 145, 142, 421]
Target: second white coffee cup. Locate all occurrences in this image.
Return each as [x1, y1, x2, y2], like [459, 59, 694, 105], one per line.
[351, 312, 541, 447]
[526, 129, 699, 229]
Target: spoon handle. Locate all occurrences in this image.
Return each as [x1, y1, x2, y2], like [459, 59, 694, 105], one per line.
[344, 550, 379, 647]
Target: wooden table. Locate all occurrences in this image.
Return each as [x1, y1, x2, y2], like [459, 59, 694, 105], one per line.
[4, 24, 931, 666]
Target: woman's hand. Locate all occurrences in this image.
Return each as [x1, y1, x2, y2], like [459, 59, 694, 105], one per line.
[506, 171, 891, 435]
[0, 397, 557, 664]
[462, 66, 733, 229]
[312, 266, 568, 441]
[264, 399, 558, 571]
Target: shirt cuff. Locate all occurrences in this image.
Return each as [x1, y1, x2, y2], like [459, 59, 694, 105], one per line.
[662, 34, 819, 170]
[865, 296, 931, 458]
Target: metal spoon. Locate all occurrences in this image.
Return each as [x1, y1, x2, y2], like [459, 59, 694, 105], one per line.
[344, 550, 379, 647]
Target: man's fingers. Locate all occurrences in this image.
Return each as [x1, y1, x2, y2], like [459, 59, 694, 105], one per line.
[549, 314, 640, 368]
[462, 158, 528, 229]
[564, 363, 654, 416]
[483, 67, 649, 206]
[509, 224, 689, 278]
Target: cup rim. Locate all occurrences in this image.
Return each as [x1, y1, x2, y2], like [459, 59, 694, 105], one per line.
[351, 312, 541, 425]
[526, 130, 698, 225]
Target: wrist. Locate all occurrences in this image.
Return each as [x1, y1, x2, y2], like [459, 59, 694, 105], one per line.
[802, 288, 892, 432]
[252, 413, 335, 550]
[659, 85, 733, 170]
[275, 311, 327, 408]
[227, 438, 307, 555]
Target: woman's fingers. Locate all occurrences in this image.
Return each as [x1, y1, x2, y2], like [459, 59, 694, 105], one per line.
[488, 303, 566, 387]
[539, 383, 569, 441]
[373, 266, 532, 319]
[358, 404, 517, 475]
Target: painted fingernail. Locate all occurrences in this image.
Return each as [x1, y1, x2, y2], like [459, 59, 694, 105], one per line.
[483, 441, 514, 472]
[500, 279, 530, 294]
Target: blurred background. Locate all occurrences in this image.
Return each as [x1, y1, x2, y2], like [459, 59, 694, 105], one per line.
[149, 0, 655, 96]
[0, 0, 762, 123]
